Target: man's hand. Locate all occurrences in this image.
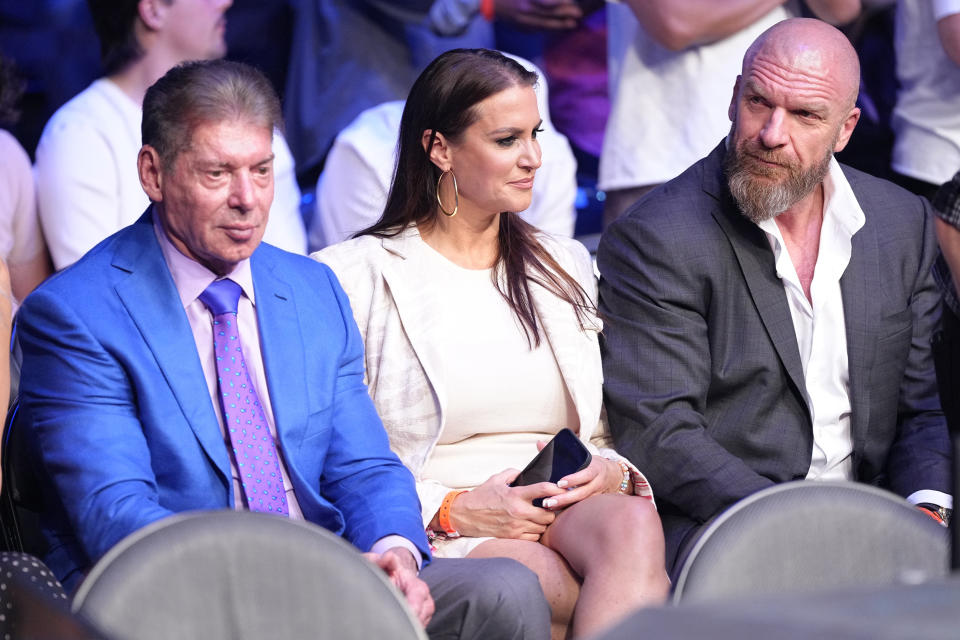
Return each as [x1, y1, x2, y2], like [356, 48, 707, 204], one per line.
[495, 0, 583, 30]
[364, 547, 434, 627]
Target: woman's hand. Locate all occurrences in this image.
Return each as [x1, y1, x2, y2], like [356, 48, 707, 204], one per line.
[449, 469, 567, 540]
[540, 453, 624, 511]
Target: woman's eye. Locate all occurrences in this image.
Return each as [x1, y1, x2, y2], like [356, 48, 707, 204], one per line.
[496, 136, 516, 147]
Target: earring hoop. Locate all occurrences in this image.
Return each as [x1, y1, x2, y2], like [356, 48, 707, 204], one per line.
[436, 169, 459, 217]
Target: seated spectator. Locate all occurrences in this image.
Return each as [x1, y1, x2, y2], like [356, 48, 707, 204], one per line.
[34, 0, 305, 271]
[599, 17, 952, 578]
[310, 54, 576, 250]
[600, 0, 861, 228]
[0, 54, 51, 300]
[17, 59, 550, 640]
[285, 0, 588, 186]
[315, 49, 669, 640]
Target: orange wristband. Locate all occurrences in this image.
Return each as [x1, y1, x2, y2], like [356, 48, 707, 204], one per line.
[438, 490, 467, 537]
[481, 0, 494, 21]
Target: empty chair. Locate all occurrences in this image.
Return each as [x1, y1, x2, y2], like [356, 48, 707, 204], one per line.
[673, 481, 949, 604]
[72, 511, 427, 640]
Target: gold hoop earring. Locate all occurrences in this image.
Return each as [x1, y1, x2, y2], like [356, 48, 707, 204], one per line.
[436, 169, 459, 217]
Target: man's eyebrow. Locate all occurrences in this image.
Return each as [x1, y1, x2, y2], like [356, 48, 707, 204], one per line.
[743, 80, 828, 113]
[743, 80, 766, 96]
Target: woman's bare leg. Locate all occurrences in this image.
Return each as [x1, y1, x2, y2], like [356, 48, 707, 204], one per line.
[468, 538, 579, 640]
[541, 494, 669, 637]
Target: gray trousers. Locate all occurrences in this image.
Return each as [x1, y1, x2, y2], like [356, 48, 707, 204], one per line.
[421, 557, 550, 640]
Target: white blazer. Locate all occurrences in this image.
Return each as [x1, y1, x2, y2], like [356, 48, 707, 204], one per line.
[314, 225, 652, 525]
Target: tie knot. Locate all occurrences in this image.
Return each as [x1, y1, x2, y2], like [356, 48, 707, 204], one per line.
[199, 278, 243, 316]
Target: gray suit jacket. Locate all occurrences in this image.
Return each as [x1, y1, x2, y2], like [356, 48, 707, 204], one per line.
[598, 143, 952, 569]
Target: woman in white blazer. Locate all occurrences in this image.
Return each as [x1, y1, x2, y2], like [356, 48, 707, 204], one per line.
[314, 49, 668, 640]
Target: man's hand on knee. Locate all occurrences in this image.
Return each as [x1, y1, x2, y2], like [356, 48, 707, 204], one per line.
[364, 547, 435, 627]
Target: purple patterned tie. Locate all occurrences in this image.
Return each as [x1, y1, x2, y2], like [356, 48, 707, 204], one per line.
[199, 278, 289, 516]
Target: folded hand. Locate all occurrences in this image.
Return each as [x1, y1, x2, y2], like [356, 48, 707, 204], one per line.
[539, 448, 623, 511]
[364, 547, 434, 627]
[450, 468, 566, 540]
[496, 0, 583, 30]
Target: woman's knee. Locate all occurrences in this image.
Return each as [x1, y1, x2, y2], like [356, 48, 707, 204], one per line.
[590, 496, 665, 560]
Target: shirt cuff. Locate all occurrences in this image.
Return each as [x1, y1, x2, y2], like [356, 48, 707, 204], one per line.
[934, 0, 960, 20]
[906, 490, 953, 510]
[369, 535, 424, 572]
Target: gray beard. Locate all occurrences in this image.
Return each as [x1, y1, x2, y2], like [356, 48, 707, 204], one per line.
[724, 144, 832, 225]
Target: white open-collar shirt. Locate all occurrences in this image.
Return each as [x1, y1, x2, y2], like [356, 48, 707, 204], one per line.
[757, 158, 950, 508]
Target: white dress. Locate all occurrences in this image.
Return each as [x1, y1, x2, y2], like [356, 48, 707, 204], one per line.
[314, 226, 654, 558]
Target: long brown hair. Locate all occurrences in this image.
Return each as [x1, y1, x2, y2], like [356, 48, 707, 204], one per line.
[357, 48, 593, 347]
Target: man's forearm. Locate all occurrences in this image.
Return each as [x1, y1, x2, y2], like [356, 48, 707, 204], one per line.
[621, 0, 786, 50]
[804, 0, 861, 25]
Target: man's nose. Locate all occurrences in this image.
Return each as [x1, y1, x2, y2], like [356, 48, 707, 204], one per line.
[228, 172, 256, 211]
[759, 108, 789, 149]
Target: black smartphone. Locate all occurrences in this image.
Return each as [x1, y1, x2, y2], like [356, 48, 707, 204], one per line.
[509, 428, 592, 507]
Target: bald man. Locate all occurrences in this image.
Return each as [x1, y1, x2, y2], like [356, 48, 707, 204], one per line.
[598, 18, 952, 575]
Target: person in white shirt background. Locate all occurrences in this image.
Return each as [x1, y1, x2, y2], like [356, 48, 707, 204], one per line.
[34, 0, 306, 271]
[889, 0, 960, 200]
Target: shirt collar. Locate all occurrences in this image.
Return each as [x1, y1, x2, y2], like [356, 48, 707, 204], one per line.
[153, 214, 256, 309]
[756, 156, 865, 251]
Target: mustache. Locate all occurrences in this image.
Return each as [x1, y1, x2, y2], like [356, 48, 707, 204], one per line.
[739, 144, 799, 171]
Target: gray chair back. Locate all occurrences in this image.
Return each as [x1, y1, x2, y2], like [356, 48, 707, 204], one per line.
[72, 511, 428, 640]
[673, 481, 949, 604]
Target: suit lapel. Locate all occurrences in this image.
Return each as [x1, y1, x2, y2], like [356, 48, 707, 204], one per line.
[379, 231, 448, 415]
[840, 183, 879, 454]
[112, 213, 231, 483]
[704, 145, 808, 402]
[251, 251, 309, 451]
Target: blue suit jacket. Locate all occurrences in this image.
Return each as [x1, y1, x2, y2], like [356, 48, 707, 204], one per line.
[598, 143, 952, 571]
[17, 211, 429, 589]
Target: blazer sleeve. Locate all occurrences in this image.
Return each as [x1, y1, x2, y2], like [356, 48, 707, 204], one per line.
[598, 213, 774, 523]
[312, 265, 431, 560]
[17, 287, 176, 563]
[883, 196, 953, 497]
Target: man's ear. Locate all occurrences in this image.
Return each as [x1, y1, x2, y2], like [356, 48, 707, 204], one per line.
[137, 0, 169, 31]
[138, 145, 164, 203]
[833, 106, 861, 153]
[728, 75, 742, 122]
[421, 129, 453, 172]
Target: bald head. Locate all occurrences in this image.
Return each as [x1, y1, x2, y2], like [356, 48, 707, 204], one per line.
[743, 18, 860, 109]
[725, 18, 862, 222]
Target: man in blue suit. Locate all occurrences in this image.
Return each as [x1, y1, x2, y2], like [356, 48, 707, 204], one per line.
[17, 59, 548, 639]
